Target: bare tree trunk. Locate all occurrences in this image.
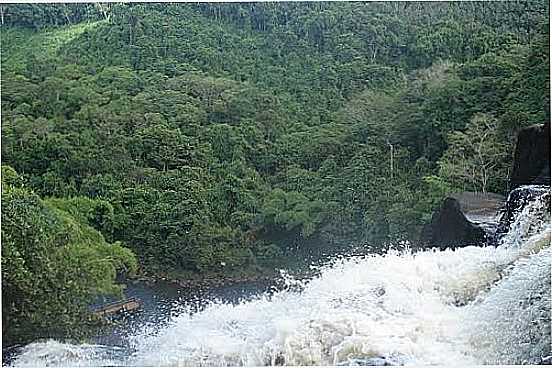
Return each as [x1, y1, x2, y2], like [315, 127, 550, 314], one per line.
[129, 21, 133, 45]
[387, 139, 394, 179]
[97, 3, 111, 22]
[481, 169, 488, 194]
[63, 5, 72, 25]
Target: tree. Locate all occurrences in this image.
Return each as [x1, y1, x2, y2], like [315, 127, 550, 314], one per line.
[1, 166, 137, 345]
[438, 113, 509, 193]
[1, 1, 548, 297]
[261, 188, 325, 238]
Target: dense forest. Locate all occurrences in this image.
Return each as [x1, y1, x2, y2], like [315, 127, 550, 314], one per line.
[1, 1, 549, 345]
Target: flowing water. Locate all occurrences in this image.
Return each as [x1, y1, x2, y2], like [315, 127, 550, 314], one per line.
[6, 186, 551, 367]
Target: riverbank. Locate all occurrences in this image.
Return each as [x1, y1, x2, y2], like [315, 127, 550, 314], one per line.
[128, 266, 280, 290]
[127, 241, 370, 291]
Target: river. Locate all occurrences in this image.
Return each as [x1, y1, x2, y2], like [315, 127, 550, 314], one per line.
[4, 186, 551, 366]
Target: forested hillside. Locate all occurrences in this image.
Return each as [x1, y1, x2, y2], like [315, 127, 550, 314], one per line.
[1, 1, 549, 343]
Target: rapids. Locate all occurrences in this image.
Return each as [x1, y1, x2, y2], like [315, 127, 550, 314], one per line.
[6, 186, 551, 367]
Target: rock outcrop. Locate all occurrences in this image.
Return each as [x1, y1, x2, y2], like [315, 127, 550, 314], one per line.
[420, 197, 486, 249]
[509, 122, 550, 189]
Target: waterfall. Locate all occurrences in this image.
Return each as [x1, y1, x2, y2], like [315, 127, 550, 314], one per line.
[7, 186, 551, 367]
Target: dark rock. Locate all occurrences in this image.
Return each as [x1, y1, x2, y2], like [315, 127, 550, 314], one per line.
[2, 344, 24, 366]
[337, 357, 399, 366]
[274, 353, 285, 366]
[510, 122, 550, 189]
[420, 197, 486, 248]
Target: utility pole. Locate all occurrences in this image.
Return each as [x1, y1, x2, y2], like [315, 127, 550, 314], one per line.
[387, 139, 394, 179]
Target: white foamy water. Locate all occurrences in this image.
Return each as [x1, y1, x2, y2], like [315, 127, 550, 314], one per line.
[8, 188, 551, 367]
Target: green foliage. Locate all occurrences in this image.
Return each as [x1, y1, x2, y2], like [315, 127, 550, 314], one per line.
[2, 165, 25, 188]
[438, 113, 509, 193]
[262, 188, 325, 238]
[1, 166, 137, 345]
[45, 196, 117, 241]
[1, 1, 549, 343]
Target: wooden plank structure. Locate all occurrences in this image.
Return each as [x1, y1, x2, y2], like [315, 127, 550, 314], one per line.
[93, 297, 142, 317]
